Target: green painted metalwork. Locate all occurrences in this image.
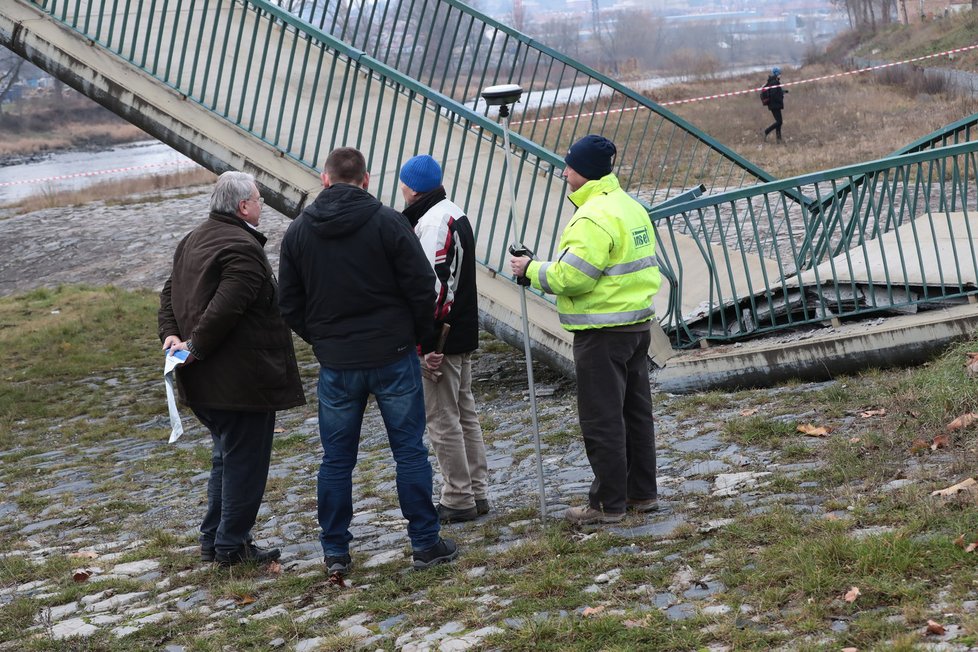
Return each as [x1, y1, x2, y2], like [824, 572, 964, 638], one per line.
[650, 141, 978, 347]
[273, 0, 777, 204]
[13, 0, 978, 352]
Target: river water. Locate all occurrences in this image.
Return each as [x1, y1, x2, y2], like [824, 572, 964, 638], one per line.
[0, 140, 198, 204]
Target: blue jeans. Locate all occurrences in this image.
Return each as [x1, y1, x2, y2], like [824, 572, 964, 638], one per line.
[317, 352, 440, 555]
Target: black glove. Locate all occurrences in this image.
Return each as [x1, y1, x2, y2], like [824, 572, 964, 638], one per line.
[509, 243, 533, 287]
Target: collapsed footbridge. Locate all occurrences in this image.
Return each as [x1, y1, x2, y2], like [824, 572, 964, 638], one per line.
[2, 0, 977, 388]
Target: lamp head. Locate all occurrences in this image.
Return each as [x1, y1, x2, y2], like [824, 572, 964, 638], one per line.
[481, 83, 523, 107]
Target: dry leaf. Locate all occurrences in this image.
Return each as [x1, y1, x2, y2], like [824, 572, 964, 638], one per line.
[266, 561, 282, 575]
[947, 413, 978, 431]
[797, 423, 832, 437]
[622, 615, 652, 629]
[842, 648, 858, 652]
[68, 551, 98, 560]
[955, 534, 966, 549]
[72, 569, 92, 583]
[582, 606, 606, 617]
[926, 619, 946, 635]
[966, 352, 978, 377]
[739, 407, 758, 417]
[966, 541, 978, 553]
[327, 571, 346, 588]
[860, 408, 886, 418]
[273, 427, 285, 433]
[910, 439, 930, 454]
[931, 477, 978, 497]
[843, 586, 861, 603]
[233, 594, 256, 606]
[931, 434, 951, 450]
[849, 437, 862, 444]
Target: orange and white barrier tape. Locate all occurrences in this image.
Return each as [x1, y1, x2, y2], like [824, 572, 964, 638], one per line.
[0, 160, 198, 188]
[511, 42, 978, 127]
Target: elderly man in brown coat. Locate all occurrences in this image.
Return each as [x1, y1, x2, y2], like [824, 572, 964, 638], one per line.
[159, 171, 305, 566]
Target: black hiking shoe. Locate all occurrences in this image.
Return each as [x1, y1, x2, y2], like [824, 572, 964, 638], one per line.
[325, 553, 352, 576]
[475, 498, 491, 516]
[412, 538, 459, 570]
[200, 544, 216, 563]
[437, 503, 479, 524]
[215, 543, 281, 567]
[626, 498, 659, 513]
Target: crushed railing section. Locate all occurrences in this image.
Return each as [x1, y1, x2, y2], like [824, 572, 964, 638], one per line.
[650, 141, 978, 347]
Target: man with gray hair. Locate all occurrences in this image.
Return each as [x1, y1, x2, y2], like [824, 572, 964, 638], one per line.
[159, 171, 305, 566]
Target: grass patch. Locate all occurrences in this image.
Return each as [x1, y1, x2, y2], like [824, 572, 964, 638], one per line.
[722, 415, 796, 447]
[0, 285, 161, 427]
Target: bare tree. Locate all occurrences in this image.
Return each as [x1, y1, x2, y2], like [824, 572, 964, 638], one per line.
[530, 16, 582, 60]
[610, 9, 665, 71]
[831, 0, 898, 30]
[0, 47, 24, 115]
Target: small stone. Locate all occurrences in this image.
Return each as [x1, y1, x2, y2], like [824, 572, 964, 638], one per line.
[364, 549, 403, 568]
[111, 560, 160, 576]
[294, 637, 325, 652]
[51, 617, 98, 640]
[269, 638, 286, 648]
[664, 603, 697, 621]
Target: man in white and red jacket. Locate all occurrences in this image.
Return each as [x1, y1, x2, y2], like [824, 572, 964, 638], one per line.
[400, 154, 490, 524]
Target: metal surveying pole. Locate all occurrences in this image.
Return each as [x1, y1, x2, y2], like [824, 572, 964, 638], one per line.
[480, 83, 547, 522]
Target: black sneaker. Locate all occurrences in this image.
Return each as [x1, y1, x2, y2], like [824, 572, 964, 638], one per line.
[215, 543, 281, 567]
[200, 544, 216, 563]
[437, 503, 478, 524]
[412, 538, 459, 570]
[325, 553, 352, 576]
[475, 499, 491, 516]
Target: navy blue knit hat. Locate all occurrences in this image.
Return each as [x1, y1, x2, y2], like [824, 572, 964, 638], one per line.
[399, 155, 443, 193]
[564, 134, 617, 180]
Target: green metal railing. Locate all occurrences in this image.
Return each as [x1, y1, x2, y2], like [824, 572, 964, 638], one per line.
[18, 0, 978, 350]
[650, 141, 978, 347]
[272, 0, 776, 204]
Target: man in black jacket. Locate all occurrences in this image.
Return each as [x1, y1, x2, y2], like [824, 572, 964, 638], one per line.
[399, 155, 489, 524]
[159, 170, 305, 567]
[762, 66, 787, 143]
[278, 147, 458, 576]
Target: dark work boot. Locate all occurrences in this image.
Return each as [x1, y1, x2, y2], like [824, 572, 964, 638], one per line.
[324, 553, 352, 576]
[215, 543, 281, 567]
[412, 538, 459, 570]
[436, 503, 478, 524]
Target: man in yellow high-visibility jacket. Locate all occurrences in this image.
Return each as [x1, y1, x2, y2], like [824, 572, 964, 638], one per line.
[510, 134, 660, 526]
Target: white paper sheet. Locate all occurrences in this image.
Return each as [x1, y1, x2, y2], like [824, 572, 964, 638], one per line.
[164, 349, 189, 443]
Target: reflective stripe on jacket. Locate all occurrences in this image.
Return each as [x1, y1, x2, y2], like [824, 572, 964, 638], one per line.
[525, 173, 661, 331]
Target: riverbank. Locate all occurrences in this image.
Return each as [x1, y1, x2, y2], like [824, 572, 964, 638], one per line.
[0, 92, 147, 162]
[2, 190, 978, 650]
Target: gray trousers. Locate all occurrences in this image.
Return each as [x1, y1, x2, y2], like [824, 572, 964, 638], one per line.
[573, 328, 657, 514]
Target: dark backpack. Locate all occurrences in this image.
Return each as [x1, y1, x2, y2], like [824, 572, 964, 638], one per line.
[760, 87, 770, 106]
